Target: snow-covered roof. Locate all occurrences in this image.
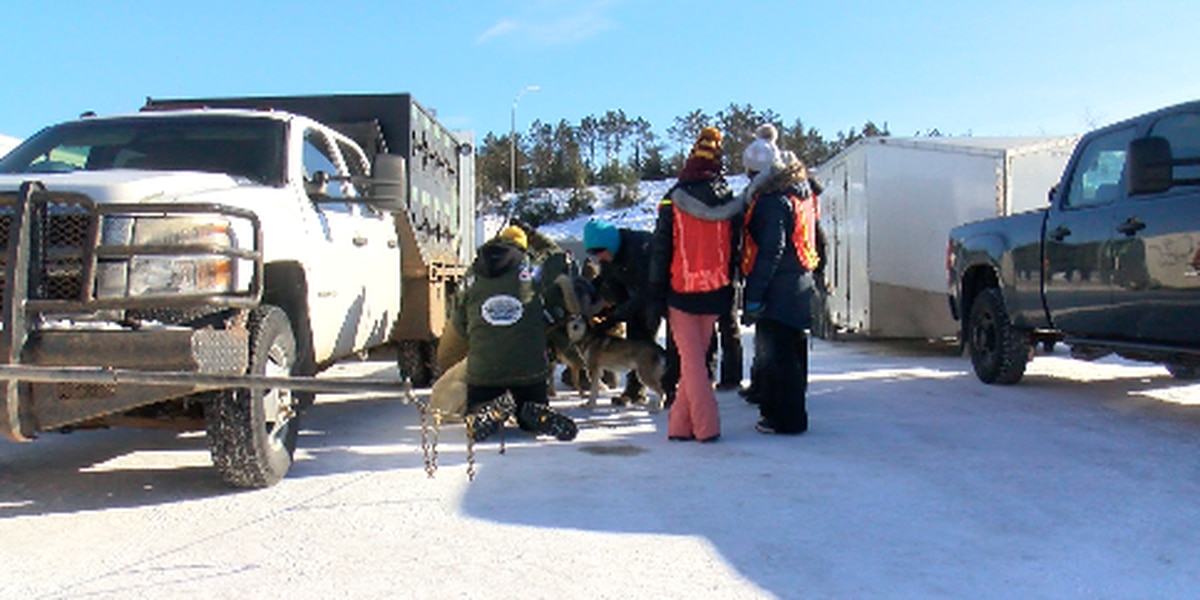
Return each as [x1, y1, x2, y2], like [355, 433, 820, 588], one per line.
[0, 133, 20, 158]
[847, 134, 1081, 157]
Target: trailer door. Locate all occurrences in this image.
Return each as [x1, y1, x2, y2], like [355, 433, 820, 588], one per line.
[822, 159, 853, 332]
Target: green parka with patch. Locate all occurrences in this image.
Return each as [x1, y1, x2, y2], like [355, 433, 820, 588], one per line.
[451, 239, 550, 387]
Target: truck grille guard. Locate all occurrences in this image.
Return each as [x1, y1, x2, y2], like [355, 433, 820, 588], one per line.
[0, 181, 417, 442]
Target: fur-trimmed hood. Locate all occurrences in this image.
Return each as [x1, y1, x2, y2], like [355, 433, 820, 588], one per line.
[668, 177, 741, 221]
[741, 159, 811, 202]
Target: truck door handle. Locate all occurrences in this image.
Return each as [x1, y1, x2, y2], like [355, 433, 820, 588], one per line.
[352, 236, 368, 247]
[1049, 225, 1071, 241]
[1116, 217, 1146, 236]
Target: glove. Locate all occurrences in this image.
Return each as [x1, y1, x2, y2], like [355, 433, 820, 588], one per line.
[741, 301, 764, 326]
[594, 316, 619, 333]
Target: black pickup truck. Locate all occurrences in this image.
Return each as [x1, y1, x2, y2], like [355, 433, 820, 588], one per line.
[947, 100, 1200, 384]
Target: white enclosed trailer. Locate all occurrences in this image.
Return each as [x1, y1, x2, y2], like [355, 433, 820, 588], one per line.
[814, 135, 1078, 339]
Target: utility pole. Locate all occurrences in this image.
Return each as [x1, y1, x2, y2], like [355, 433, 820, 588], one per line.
[510, 85, 540, 195]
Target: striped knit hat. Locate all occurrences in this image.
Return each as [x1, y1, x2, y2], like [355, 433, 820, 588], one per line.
[679, 126, 723, 179]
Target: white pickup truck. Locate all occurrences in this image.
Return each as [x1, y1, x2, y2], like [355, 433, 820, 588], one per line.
[0, 95, 473, 487]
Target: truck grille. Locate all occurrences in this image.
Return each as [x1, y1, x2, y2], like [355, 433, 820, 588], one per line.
[0, 196, 97, 308]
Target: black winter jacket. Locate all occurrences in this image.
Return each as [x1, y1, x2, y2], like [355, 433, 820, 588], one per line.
[741, 162, 827, 331]
[595, 229, 655, 328]
[648, 176, 742, 316]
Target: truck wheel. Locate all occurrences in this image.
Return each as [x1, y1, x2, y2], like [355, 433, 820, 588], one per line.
[967, 288, 1029, 384]
[1165, 363, 1200, 380]
[205, 305, 301, 488]
[397, 339, 439, 388]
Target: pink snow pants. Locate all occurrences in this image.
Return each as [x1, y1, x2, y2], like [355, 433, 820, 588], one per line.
[667, 307, 720, 441]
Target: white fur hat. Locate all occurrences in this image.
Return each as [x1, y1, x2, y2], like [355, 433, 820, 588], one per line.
[742, 123, 780, 173]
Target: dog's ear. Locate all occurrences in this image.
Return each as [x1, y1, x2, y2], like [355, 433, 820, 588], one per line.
[555, 274, 583, 315]
[571, 275, 603, 317]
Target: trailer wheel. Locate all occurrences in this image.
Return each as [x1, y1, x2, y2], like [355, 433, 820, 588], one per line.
[967, 288, 1029, 385]
[205, 305, 300, 488]
[397, 339, 440, 388]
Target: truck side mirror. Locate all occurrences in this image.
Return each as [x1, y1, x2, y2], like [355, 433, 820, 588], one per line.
[364, 153, 408, 212]
[1127, 136, 1173, 196]
[1047, 183, 1058, 205]
[305, 170, 330, 196]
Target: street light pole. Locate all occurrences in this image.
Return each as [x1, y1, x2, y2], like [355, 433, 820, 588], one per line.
[510, 85, 540, 195]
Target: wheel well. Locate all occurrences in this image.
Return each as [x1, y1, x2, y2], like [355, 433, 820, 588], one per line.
[261, 261, 317, 376]
[959, 265, 999, 335]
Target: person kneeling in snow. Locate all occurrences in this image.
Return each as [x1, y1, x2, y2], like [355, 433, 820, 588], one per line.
[451, 226, 577, 442]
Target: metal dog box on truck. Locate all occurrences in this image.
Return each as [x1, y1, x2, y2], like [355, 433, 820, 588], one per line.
[0, 95, 470, 487]
[144, 94, 476, 386]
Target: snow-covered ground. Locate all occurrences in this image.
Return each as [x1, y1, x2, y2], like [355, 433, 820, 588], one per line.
[2, 337, 1199, 599]
[3, 177, 1199, 598]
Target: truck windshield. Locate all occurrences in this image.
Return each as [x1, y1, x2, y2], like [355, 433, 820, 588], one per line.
[0, 115, 286, 186]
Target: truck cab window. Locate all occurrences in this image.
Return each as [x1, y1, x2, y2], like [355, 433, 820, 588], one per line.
[27, 145, 87, 173]
[302, 131, 347, 199]
[1149, 112, 1200, 185]
[337, 139, 369, 200]
[1064, 127, 1136, 208]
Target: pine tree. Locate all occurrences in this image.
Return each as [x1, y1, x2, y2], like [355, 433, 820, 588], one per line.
[471, 104, 899, 220]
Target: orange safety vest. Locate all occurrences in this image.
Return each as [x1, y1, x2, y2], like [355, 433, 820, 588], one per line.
[663, 200, 733, 294]
[741, 191, 820, 276]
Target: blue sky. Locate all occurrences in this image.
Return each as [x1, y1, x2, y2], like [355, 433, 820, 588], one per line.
[4, 0, 1200, 152]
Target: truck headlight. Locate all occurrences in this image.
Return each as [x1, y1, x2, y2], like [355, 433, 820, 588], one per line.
[97, 216, 250, 298]
[127, 256, 235, 296]
[131, 217, 236, 247]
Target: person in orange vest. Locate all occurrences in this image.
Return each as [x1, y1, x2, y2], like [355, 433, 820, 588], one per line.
[740, 124, 827, 435]
[647, 127, 742, 442]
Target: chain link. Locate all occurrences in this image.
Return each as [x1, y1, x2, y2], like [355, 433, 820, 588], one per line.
[465, 421, 476, 481]
[417, 400, 438, 478]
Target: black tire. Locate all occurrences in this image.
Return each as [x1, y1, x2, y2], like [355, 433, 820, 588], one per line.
[1165, 363, 1200, 380]
[967, 288, 1029, 385]
[397, 339, 439, 388]
[205, 305, 301, 488]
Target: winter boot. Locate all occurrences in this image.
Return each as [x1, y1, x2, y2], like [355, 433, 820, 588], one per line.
[518, 402, 578, 441]
[465, 392, 516, 442]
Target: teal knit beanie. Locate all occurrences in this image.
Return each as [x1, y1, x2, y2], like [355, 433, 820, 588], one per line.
[583, 219, 620, 255]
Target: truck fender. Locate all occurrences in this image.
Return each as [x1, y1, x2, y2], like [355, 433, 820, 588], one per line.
[261, 262, 317, 380]
[954, 232, 1008, 310]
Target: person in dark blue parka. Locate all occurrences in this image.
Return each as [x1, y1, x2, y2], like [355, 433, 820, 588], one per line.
[739, 124, 828, 434]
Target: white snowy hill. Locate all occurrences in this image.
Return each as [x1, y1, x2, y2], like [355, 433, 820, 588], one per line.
[495, 173, 752, 246]
[0, 134, 20, 158]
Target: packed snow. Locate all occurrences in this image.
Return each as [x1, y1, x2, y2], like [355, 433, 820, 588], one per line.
[2, 174, 1199, 599]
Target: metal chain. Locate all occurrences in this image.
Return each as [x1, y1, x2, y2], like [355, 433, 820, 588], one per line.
[417, 401, 438, 478]
[430, 412, 441, 475]
[465, 422, 476, 481]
